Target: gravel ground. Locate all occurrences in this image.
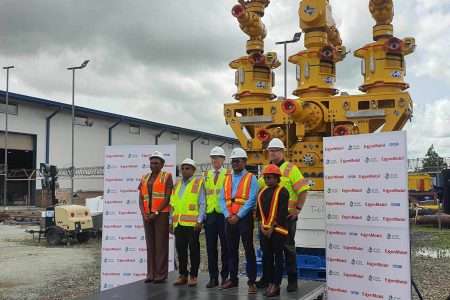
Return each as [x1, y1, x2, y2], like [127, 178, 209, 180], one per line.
[1, 223, 449, 299]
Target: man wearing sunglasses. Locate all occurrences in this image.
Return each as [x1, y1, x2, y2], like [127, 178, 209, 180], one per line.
[218, 148, 259, 294]
[256, 138, 310, 292]
[170, 158, 206, 287]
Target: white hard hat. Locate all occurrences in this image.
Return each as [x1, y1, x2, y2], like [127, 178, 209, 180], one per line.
[181, 158, 196, 169]
[150, 151, 165, 162]
[267, 138, 286, 150]
[229, 147, 248, 159]
[210, 146, 226, 157]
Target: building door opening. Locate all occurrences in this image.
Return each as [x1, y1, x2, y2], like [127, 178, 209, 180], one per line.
[0, 132, 36, 206]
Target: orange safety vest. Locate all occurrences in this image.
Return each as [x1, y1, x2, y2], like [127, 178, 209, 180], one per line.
[224, 172, 254, 216]
[140, 171, 170, 214]
[257, 186, 288, 236]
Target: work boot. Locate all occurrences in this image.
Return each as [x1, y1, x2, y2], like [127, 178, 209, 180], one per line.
[173, 275, 188, 286]
[219, 279, 238, 290]
[287, 274, 298, 292]
[187, 276, 197, 287]
[266, 285, 281, 297]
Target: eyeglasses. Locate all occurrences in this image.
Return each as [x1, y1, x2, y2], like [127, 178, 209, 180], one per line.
[268, 149, 283, 153]
[231, 159, 243, 164]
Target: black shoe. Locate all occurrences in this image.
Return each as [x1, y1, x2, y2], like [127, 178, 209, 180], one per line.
[256, 279, 269, 289]
[144, 278, 153, 283]
[206, 279, 219, 288]
[287, 278, 298, 292]
[153, 279, 166, 284]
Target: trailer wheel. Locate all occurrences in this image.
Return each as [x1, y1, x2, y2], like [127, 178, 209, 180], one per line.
[76, 232, 90, 243]
[47, 228, 62, 246]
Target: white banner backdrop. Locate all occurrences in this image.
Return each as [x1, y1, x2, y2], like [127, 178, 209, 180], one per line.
[101, 145, 176, 291]
[324, 131, 411, 299]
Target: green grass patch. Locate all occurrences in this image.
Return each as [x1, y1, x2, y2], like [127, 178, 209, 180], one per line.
[410, 225, 450, 248]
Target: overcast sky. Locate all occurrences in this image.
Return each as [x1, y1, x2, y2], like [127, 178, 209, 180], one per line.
[0, 0, 448, 158]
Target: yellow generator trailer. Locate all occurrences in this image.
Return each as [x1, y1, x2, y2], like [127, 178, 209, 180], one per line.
[42, 205, 93, 245]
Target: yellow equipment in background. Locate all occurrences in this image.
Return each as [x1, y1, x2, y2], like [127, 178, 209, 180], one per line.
[43, 204, 93, 245]
[224, 0, 415, 191]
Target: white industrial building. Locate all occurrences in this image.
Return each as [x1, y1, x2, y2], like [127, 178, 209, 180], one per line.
[0, 91, 238, 206]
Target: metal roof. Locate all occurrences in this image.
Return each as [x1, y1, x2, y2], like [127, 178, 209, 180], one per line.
[0, 90, 238, 142]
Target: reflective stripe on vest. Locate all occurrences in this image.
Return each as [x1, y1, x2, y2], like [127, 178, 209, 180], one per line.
[280, 162, 298, 212]
[170, 178, 202, 227]
[258, 186, 288, 236]
[204, 168, 231, 214]
[141, 171, 170, 214]
[224, 172, 254, 216]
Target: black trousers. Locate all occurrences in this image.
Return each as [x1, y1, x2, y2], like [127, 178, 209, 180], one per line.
[283, 218, 298, 276]
[261, 232, 285, 285]
[174, 225, 200, 277]
[225, 213, 256, 286]
[204, 212, 229, 281]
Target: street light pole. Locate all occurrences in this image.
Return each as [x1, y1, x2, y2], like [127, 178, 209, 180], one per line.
[275, 32, 302, 99]
[67, 60, 89, 204]
[3, 65, 13, 211]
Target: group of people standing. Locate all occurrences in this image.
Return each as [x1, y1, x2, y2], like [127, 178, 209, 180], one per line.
[138, 138, 310, 296]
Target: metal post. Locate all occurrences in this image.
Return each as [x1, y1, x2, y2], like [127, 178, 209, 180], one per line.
[67, 60, 89, 204]
[71, 68, 75, 203]
[3, 65, 13, 210]
[284, 43, 287, 99]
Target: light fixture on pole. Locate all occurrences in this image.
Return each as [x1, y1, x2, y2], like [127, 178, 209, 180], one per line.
[3, 65, 13, 211]
[275, 32, 302, 99]
[67, 60, 89, 204]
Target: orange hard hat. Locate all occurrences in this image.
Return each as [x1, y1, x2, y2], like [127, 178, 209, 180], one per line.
[262, 164, 281, 176]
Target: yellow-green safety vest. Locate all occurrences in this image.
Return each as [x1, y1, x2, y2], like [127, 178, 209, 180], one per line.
[170, 178, 203, 227]
[203, 168, 231, 214]
[258, 161, 310, 211]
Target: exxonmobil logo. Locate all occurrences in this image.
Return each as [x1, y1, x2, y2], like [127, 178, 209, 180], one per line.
[103, 224, 122, 229]
[343, 245, 363, 251]
[327, 257, 347, 263]
[362, 292, 384, 299]
[118, 235, 137, 240]
[385, 249, 408, 255]
[364, 143, 385, 149]
[326, 201, 345, 206]
[105, 200, 123, 205]
[325, 146, 344, 152]
[327, 230, 346, 236]
[360, 232, 382, 239]
[341, 214, 362, 220]
[120, 189, 138, 193]
[381, 156, 404, 162]
[327, 287, 347, 294]
[383, 188, 406, 194]
[105, 178, 123, 182]
[325, 175, 344, 180]
[120, 164, 139, 169]
[342, 188, 362, 193]
[385, 277, 408, 285]
[340, 158, 360, 164]
[383, 217, 406, 222]
[119, 211, 138, 216]
[365, 202, 387, 207]
[102, 247, 121, 252]
[343, 272, 364, 279]
[359, 174, 381, 179]
[133, 272, 147, 277]
[102, 272, 120, 277]
[117, 258, 136, 263]
[106, 154, 124, 159]
[367, 261, 389, 268]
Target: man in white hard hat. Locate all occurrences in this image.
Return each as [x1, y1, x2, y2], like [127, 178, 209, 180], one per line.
[138, 150, 173, 283]
[256, 138, 310, 292]
[170, 158, 206, 287]
[218, 148, 259, 294]
[203, 146, 231, 288]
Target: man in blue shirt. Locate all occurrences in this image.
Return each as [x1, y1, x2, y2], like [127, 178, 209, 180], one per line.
[218, 148, 259, 294]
